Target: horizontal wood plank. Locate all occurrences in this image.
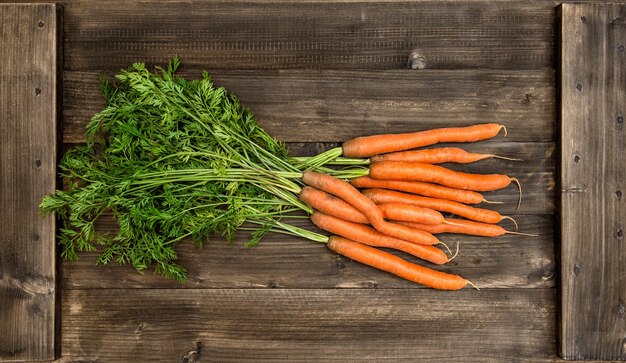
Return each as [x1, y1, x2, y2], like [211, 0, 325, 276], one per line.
[57, 1, 557, 71]
[62, 69, 556, 143]
[559, 3, 626, 360]
[0, 4, 59, 362]
[59, 288, 557, 362]
[62, 214, 554, 290]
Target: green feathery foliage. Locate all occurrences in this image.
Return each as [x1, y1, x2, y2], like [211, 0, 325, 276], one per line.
[41, 57, 337, 281]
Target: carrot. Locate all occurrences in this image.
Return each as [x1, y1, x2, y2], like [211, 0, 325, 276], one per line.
[378, 203, 444, 225]
[299, 186, 369, 224]
[342, 123, 505, 158]
[301, 171, 440, 245]
[370, 147, 521, 164]
[327, 236, 469, 290]
[369, 161, 515, 192]
[301, 186, 445, 226]
[350, 176, 488, 205]
[397, 218, 535, 237]
[301, 170, 384, 224]
[312, 212, 448, 264]
[363, 188, 515, 225]
[372, 219, 440, 245]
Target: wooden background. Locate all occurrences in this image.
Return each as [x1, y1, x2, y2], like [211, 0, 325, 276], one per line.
[0, 0, 624, 362]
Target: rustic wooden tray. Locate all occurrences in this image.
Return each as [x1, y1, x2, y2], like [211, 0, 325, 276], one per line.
[1, 2, 624, 362]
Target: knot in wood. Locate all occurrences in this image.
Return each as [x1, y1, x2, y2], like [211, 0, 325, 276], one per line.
[407, 49, 427, 70]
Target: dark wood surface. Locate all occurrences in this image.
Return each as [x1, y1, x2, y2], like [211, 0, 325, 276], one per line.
[57, 1, 558, 362]
[559, 3, 626, 360]
[0, 4, 59, 362]
[60, 1, 556, 71]
[5, 0, 624, 362]
[58, 288, 558, 362]
[62, 69, 556, 144]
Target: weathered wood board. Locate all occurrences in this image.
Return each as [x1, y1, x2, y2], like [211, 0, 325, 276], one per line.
[60, 1, 556, 71]
[0, 3, 59, 362]
[59, 288, 558, 362]
[559, 3, 626, 361]
[62, 69, 556, 144]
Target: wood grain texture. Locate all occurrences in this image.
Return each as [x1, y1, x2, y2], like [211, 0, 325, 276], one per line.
[62, 69, 556, 143]
[61, 214, 554, 290]
[0, 4, 59, 362]
[56, 1, 556, 71]
[559, 3, 626, 361]
[58, 288, 557, 362]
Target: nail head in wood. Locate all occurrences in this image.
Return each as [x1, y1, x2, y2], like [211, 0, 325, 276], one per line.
[618, 45, 625, 53]
[618, 228, 624, 239]
[35, 88, 41, 96]
[573, 153, 580, 163]
[575, 83, 583, 91]
[37, 20, 44, 28]
[35, 159, 41, 168]
[581, 16, 587, 23]
[617, 190, 623, 200]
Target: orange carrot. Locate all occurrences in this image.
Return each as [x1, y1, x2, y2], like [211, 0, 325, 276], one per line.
[369, 161, 513, 191]
[327, 236, 469, 290]
[370, 147, 520, 164]
[299, 186, 369, 224]
[372, 219, 440, 245]
[396, 218, 533, 237]
[301, 171, 385, 224]
[350, 176, 487, 204]
[363, 188, 514, 225]
[378, 203, 444, 225]
[301, 186, 446, 226]
[301, 171, 440, 245]
[342, 123, 505, 158]
[312, 212, 448, 265]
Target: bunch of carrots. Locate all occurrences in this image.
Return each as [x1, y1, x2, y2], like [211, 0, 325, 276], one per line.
[296, 123, 529, 290]
[42, 59, 530, 289]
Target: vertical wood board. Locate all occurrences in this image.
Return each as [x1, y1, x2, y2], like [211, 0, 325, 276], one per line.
[560, 3, 626, 360]
[0, 4, 59, 362]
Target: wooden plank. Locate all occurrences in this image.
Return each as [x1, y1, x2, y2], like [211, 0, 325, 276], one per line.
[57, 1, 556, 71]
[559, 3, 626, 361]
[0, 4, 59, 362]
[62, 69, 556, 143]
[62, 214, 554, 289]
[58, 288, 557, 362]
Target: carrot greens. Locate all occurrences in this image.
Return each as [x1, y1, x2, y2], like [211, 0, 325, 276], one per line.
[40, 57, 364, 281]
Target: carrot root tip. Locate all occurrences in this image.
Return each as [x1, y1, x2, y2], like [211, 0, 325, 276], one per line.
[467, 280, 480, 290]
[501, 215, 519, 231]
[482, 198, 503, 205]
[501, 125, 508, 138]
[448, 241, 460, 261]
[505, 231, 539, 237]
[440, 241, 452, 256]
[490, 154, 523, 162]
[510, 177, 522, 211]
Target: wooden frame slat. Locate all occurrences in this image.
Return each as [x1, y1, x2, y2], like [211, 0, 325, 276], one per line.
[0, 4, 60, 362]
[559, 3, 626, 360]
